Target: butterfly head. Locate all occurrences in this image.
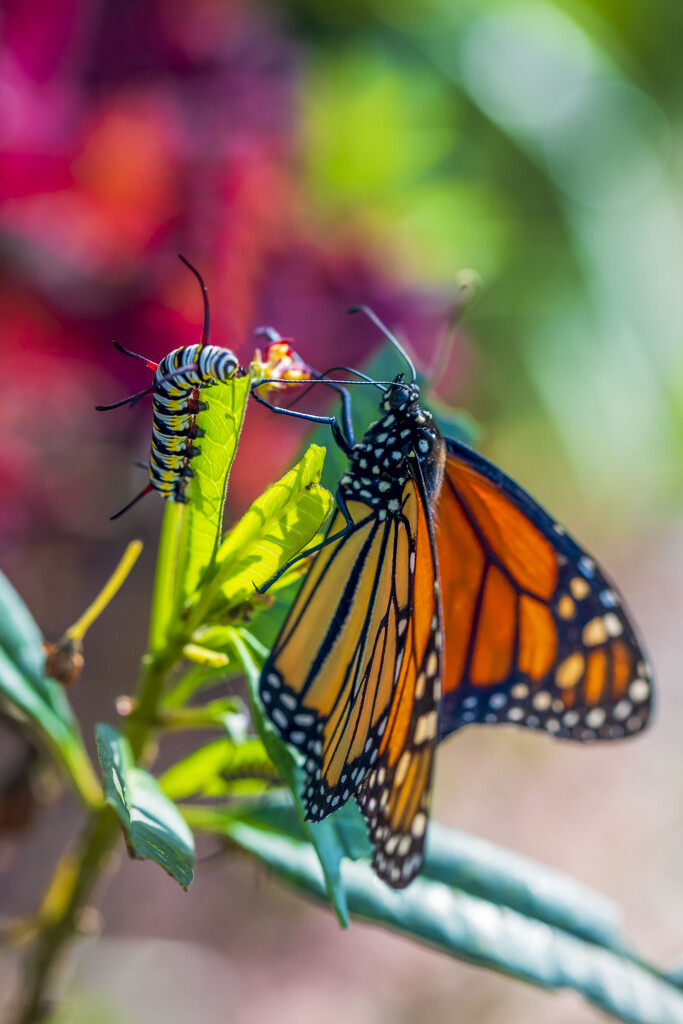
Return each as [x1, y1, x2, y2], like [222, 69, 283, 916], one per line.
[354, 375, 444, 504]
[382, 375, 421, 413]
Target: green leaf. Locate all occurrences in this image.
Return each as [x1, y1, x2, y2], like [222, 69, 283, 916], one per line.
[213, 444, 332, 610]
[229, 629, 350, 928]
[421, 822, 624, 951]
[221, 811, 683, 1024]
[0, 571, 101, 806]
[235, 798, 623, 951]
[96, 723, 195, 889]
[0, 570, 52, 701]
[159, 736, 278, 801]
[184, 375, 251, 597]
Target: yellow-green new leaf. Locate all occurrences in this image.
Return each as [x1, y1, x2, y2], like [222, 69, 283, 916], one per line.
[213, 444, 332, 610]
[160, 737, 279, 801]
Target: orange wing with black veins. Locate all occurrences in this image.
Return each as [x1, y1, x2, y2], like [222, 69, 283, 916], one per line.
[435, 440, 653, 743]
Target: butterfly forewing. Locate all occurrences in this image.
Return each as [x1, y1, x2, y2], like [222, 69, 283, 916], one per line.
[436, 440, 653, 742]
[260, 494, 421, 823]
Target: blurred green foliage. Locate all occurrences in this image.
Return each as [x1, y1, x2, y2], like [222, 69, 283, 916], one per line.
[286, 0, 683, 525]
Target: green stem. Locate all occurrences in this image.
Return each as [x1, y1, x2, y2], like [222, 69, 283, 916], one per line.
[163, 662, 239, 709]
[126, 500, 189, 761]
[12, 503, 190, 1022]
[157, 698, 245, 731]
[65, 541, 143, 643]
[149, 502, 187, 655]
[12, 807, 121, 1024]
[178, 803, 243, 831]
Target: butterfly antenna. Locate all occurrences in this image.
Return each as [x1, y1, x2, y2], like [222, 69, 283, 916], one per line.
[178, 254, 210, 350]
[256, 377, 398, 389]
[256, 373, 393, 409]
[426, 269, 481, 391]
[348, 306, 417, 384]
[321, 366, 386, 392]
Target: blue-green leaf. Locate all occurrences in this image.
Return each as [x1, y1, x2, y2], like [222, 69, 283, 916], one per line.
[229, 629, 350, 928]
[0, 571, 101, 806]
[223, 813, 683, 1024]
[96, 724, 195, 889]
[207, 795, 622, 950]
[213, 444, 332, 610]
[0, 571, 52, 701]
[422, 822, 623, 951]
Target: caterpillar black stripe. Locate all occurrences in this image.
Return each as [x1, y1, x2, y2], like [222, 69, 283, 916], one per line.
[96, 256, 245, 519]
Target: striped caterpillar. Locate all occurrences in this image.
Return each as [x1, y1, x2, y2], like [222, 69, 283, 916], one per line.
[97, 256, 245, 519]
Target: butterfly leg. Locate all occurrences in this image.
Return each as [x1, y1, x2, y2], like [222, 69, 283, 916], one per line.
[269, 375, 356, 452]
[255, 506, 373, 595]
[256, 494, 365, 595]
[251, 384, 354, 454]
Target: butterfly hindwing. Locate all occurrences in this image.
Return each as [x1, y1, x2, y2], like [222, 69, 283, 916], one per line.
[436, 439, 653, 742]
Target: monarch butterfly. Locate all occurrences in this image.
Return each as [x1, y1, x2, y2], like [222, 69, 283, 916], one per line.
[255, 309, 653, 890]
[96, 256, 245, 519]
